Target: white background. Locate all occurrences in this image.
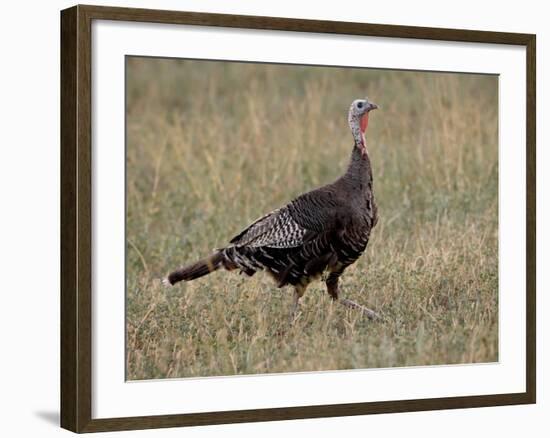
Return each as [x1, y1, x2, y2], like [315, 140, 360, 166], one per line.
[0, 0, 546, 437]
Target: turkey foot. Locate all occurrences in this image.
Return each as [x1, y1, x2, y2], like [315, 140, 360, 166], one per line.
[339, 298, 379, 320]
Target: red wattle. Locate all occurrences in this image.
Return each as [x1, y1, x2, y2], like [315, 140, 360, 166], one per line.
[360, 113, 369, 133]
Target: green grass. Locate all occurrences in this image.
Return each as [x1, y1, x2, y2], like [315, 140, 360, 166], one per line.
[125, 57, 498, 380]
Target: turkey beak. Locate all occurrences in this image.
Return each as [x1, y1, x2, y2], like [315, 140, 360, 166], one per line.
[367, 102, 378, 112]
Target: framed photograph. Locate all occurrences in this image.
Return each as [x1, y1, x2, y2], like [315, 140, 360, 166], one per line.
[60, 4, 536, 433]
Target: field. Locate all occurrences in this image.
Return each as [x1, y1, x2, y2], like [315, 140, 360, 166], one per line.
[126, 57, 498, 380]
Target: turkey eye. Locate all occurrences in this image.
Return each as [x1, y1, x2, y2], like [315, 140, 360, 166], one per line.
[357, 102, 363, 109]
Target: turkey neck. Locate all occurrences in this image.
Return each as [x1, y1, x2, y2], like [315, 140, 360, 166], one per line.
[338, 142, 373, 195]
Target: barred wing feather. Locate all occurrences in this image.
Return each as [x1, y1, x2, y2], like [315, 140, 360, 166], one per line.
[229, 207, 309, 249]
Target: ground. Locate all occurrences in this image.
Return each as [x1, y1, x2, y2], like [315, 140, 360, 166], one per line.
[125, 58, 498, 380]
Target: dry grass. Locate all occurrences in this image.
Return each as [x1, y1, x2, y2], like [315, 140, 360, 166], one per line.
[125, 58, 498, 380]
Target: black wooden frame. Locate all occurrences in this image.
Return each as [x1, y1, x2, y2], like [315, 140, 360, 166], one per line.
[61, 4, 536, 433]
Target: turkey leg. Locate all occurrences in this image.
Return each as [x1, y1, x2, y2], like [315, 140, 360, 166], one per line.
[289, 284, 308, 324]
[326, 271, 378, 320]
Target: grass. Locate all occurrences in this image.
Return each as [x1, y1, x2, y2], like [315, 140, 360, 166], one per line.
[125, 57, 498, 380]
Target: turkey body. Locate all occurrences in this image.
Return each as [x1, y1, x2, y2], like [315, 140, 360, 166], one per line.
[165, 97, 379, 318]
[222, 147, 378, 294]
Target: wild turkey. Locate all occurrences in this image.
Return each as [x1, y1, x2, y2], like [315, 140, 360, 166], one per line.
[163, 97, 379, 320]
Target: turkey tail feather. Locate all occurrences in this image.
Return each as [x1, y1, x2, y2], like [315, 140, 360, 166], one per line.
[165, 251, 224, 285]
